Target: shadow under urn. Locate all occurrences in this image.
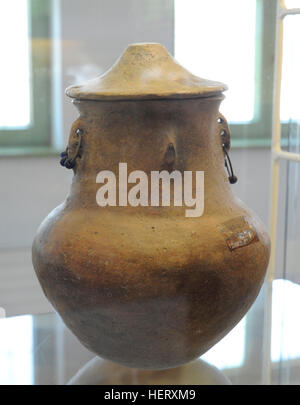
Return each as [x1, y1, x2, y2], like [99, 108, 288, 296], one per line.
[32, 43, 270, 370]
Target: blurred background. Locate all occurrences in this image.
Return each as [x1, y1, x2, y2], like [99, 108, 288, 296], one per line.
[0, 0, 300, 384]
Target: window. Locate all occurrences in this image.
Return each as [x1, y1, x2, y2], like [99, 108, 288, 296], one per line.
[0, 0, 31, 129]
[0, 0, 52, 151]
[284, 0, 300, 7]
[175, 0, 257, 123]
[175, 0, 279, 147]
[281, 14, 300, 122]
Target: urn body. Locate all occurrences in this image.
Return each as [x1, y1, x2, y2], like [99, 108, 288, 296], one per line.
[32, 43, 270, 369]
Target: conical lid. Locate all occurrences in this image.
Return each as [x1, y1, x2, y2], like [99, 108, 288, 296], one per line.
[66, 43, 227, 101]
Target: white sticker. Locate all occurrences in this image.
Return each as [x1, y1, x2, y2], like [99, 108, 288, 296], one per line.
[0, 307, 6, 318]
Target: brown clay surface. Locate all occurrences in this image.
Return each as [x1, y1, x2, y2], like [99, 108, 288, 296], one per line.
[32, 44, 270, 370]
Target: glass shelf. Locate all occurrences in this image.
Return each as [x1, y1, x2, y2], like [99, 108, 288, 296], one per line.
[1, 278, 299, 385]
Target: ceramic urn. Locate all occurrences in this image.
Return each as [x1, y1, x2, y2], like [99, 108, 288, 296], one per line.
[32, 43, 270, 370]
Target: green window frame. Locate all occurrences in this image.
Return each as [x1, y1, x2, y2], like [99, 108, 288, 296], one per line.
[229, 0, 277, 147]
[0, 0, 52, 150]
[229, 0, 292, 147]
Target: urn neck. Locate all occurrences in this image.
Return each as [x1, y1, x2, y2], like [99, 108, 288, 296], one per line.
[66, 97, 234, 213]
[73, 97, 225, 172]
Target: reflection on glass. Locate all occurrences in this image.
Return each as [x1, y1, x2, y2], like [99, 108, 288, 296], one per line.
[282, 156, 300, 284]
[284, 0, 300, 8]
[0, 315, 33, 385]
[281, 15, 300, 121]
[271, 279, 300, 362]
[0, 0, 31, 128]
[175, 0, 256, 122]
[202, 317, 246, 369]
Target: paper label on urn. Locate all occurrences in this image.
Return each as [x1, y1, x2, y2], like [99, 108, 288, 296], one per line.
[220, 216, 259, 251]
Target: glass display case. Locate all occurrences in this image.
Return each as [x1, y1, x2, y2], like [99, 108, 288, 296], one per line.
[1, 279, 300, 385]
[0, 0, 300, 386]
